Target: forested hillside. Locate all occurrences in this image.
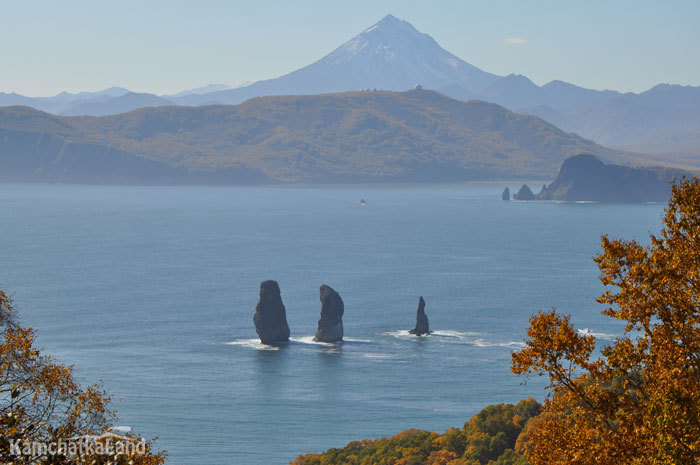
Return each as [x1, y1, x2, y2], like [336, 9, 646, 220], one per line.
[0, 89, 621, 184]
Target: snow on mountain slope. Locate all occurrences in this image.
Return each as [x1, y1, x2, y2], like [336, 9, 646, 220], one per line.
[173, 15, 498, 105]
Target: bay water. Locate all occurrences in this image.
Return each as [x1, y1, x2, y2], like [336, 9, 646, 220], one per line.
[0, 183, 664, 464]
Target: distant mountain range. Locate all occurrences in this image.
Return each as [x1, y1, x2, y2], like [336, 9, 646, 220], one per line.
[165, 83, 233, 98]
[170, 15, 499, 106]
[0, 86, 131, 114]
[483, 76, 700, 158]
[59, 92, 173, 116]
[1, 14, 699, 159]
[0, 89, 633, 184]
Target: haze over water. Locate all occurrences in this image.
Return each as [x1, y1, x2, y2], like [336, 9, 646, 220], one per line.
[0, 183, 664, 464]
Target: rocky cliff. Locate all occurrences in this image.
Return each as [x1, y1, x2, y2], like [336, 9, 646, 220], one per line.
[314, 285, 344, 343]
[513, 184, 535, 200]
[536, 154, 689, 202]
[408, 296, 431, 336]
[253, 280, 291, 345]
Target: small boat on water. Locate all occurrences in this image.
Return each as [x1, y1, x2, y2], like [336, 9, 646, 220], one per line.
[357, 199, 368, 205]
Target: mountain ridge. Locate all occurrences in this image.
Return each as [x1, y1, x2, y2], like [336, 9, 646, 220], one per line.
[0, 89, 628, 185]
[1, 14, 699, 157]
[59, 92, 173, 116]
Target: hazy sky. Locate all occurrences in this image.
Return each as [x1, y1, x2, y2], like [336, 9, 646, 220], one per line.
[2, 0, 698, 96]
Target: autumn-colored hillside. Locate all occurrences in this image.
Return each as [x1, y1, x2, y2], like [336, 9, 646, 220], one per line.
[0, 89, 620, 184]
[291, 398, 540, 465]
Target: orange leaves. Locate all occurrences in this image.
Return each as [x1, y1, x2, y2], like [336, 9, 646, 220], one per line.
[511, 310, 596, 384]
[0, 289, 165, 464]
[426, 449, 459, 465]
[512, 177, 700, 465]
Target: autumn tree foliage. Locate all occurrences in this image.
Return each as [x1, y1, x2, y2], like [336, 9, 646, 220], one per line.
[0, 290, 166, 464]
[512, 177, 700, 465]
[291, 398, 540, 465]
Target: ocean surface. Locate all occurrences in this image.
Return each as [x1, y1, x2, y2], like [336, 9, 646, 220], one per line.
[0, 183, 665, 464]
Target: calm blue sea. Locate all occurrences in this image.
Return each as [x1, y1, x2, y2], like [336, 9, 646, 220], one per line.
[0, 183, 664, 464]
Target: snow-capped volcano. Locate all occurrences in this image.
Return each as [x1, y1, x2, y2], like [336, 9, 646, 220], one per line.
[315, 15, 497, 92]
[173, 15, 499, 105]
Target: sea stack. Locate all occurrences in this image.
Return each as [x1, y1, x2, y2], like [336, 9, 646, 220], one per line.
[501, 187, 510, 201]
[513, 184, 535, 201]
[253, 280, 291, 345]
[314, 285, 344, 343]
[408, 296, 431, 336]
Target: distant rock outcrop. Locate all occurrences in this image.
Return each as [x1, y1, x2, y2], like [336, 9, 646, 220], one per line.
[501, 187, 510, 201]
[513, 184, 535, 200]
[253, 280, 291, 345]
[536, 154, 688, 202]
[314, 285, 344, 343]
[408, 296, 431, 336]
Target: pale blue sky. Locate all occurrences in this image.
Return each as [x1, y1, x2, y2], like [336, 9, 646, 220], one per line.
[2, 0, 698, 96]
